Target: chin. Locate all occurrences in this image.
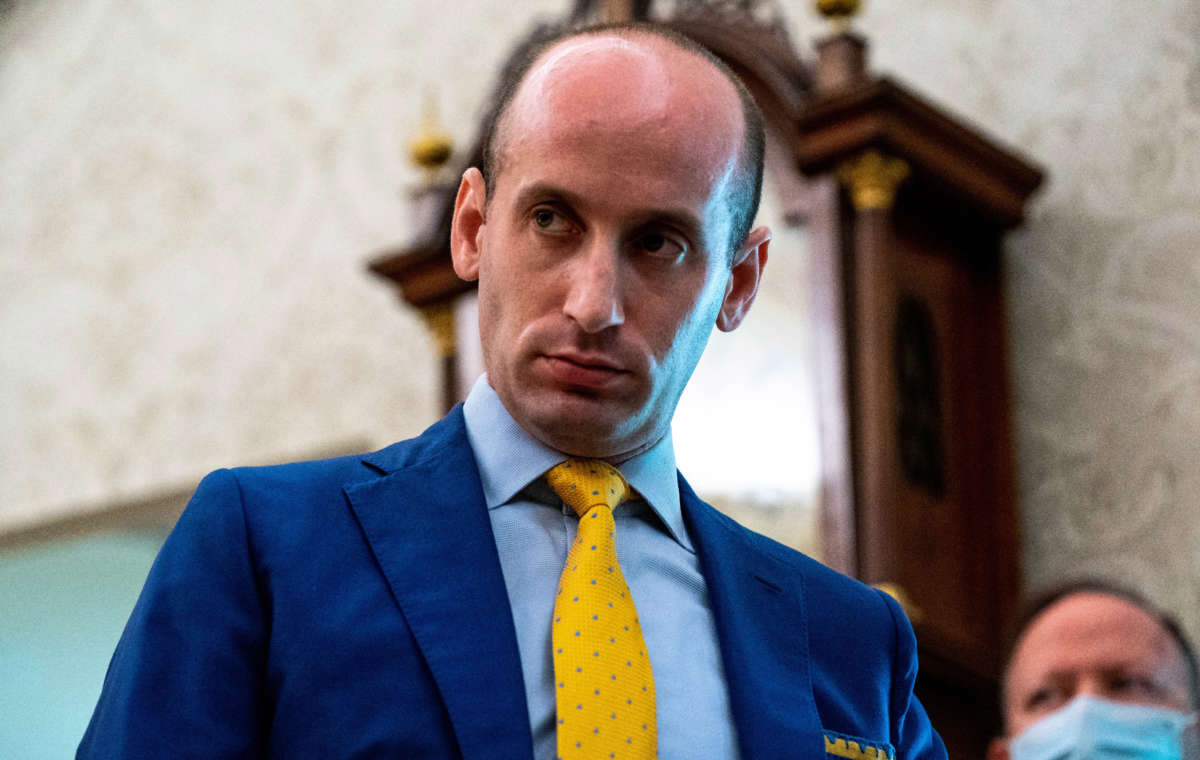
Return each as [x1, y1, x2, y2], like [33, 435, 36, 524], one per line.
[525, 397, 641, 457]
[495, 368, 655, 455]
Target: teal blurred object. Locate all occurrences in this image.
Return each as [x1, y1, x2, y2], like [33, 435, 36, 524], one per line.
[0, 530, 166, 760]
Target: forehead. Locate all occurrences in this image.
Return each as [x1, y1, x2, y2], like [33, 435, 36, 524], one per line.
[495, 34, 744, 221]
[1007, 593, 1186, 690]
[512, 34, 734, 142]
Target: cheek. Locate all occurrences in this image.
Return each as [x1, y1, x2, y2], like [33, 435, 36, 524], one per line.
[646, 282, 724, 370]
[473, 267, 515, 364]
[475, 256, 551, 355]
[478, 229, 556, 315]
[476, 242, 520, 322]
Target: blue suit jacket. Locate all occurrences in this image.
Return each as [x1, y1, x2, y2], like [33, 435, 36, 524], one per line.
[79, 407, 945, 758]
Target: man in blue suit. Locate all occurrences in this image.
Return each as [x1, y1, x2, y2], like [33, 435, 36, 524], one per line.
[81, 22, 945, 759]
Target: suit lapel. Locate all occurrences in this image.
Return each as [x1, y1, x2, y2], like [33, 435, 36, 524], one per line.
[679, 476, 828, 758]
[344, 408, 533, 760]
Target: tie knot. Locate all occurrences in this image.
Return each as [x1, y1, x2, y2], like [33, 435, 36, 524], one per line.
[545, 458, 630, 518]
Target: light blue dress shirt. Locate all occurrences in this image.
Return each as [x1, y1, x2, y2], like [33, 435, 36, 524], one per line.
[462, 376, 740, 759]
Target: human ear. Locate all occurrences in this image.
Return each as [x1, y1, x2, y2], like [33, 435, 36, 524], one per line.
[450, 167, 487, 282]
[715, 225, 770, 332]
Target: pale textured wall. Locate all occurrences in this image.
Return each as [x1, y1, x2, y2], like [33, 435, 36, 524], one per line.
[0, 0, 562, 530]
[815, 1, 1200, 643]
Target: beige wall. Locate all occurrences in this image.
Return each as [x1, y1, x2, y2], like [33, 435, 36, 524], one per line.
[0, 0, 560, 530]
[838, 1, 1200, 645]
[3, 0, 1198, 643]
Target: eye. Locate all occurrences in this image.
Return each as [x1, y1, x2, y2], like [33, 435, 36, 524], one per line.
[1024, 685, 1066, 711]
[1109, 674, 1160, 698]
[530, 206, 575, 235]
[634, 231, 686, 260]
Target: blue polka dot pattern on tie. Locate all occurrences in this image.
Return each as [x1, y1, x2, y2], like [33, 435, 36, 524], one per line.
[545, 459, 657, 760]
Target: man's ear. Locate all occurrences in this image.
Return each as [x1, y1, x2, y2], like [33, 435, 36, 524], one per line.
[986, 737, 1011, 760]
[450, 167, 487, 282]
[715, 225, 770, 333]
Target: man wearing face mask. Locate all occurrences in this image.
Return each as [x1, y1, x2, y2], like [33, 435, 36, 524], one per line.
[988, 581, 1200, 760]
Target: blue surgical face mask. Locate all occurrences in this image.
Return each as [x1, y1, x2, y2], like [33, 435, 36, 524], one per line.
[1010, 695, 1198, 760]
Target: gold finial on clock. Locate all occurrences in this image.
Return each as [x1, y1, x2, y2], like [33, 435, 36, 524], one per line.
[815, 0, 862, 34]
[408, 89, 454, 182]
[837, 150, 910, 210]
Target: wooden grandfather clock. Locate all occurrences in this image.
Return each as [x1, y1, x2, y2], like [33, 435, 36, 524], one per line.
[798, 2, 1044, 754]
[368, 2, 1044, 754]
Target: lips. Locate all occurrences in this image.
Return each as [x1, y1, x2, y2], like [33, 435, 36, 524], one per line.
[540, 352, 630, 390]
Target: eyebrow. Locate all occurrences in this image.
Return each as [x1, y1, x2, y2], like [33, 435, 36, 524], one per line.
[1035, 663, 1168, 689]
[512, 181, 707, 243]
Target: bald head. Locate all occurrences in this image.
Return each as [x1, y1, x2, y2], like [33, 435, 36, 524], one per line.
[449, 21, 772, 459]
[998, 588, 1197, 741]
[481, 23, 765, 258]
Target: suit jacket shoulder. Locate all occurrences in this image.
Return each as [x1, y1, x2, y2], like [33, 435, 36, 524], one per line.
[80, 407, 532, 760]
[678, 478, 946, 759]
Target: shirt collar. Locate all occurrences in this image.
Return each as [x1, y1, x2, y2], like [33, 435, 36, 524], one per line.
[462, 374, 692, 552]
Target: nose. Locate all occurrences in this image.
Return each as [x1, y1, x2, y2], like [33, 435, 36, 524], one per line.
[562, 237, 625, 333]
[1075, 675, 1106, 701]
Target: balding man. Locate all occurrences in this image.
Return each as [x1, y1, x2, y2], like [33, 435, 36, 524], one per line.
[989, 582, 1199, 760]
[80, 23, 945, 759]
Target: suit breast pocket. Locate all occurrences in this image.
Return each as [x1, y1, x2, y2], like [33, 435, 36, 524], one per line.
[824, 731, 896, 760]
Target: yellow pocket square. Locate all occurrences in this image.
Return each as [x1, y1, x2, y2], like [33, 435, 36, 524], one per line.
[824, 732, 895, 760]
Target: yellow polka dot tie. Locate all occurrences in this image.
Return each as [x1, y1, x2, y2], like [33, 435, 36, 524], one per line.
[546, 459, 657, 760]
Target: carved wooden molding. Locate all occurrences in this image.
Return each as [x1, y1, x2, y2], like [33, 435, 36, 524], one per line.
[836, 149, 910, 211]
[797, 76, 1045, 227]
[419, 301, 457, 359]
